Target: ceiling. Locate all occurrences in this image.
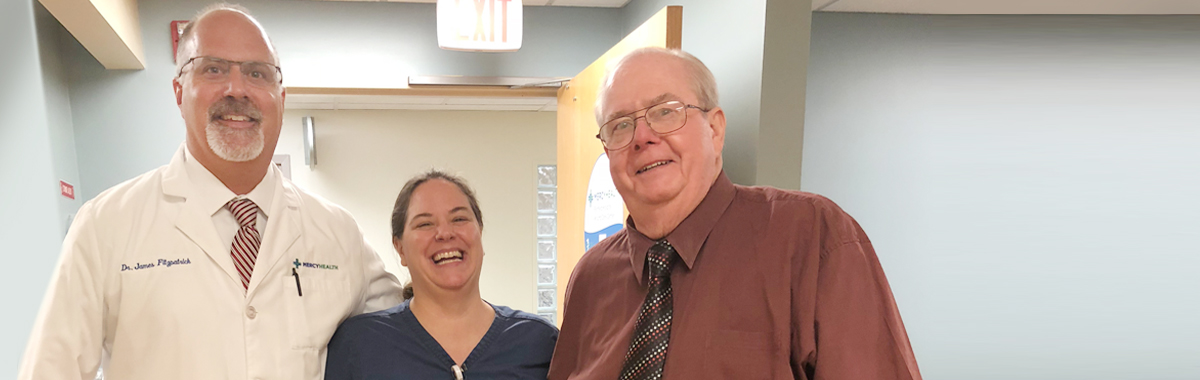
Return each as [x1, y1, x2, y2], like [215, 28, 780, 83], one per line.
[294, 0, 1200, 112]
[327, 0, 1200, 14]
[814, 0, 1200, 14]
[285, 94, 557, 112]
[320, 0, 632, 7]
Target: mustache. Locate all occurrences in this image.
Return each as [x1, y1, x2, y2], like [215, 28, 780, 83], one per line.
[208, 98, 263, 122]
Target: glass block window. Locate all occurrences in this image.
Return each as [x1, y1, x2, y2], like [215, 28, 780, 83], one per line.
[536, 215, 557, 237]
[537, 264, 556, 286]
[537, 288, 556, 309]
[537, 239, 556, 261]
[537, 166, 557, 188]
[536, 165, 558, 323]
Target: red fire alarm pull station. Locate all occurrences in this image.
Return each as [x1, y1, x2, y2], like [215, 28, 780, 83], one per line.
[171, 20, 190, 63]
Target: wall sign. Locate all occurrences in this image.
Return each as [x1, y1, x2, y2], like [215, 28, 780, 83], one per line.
[583, 154, 623, 251]
[272, 155, 292, 180]
[60, 180, 75, 200]
[437, 0, 523, 52]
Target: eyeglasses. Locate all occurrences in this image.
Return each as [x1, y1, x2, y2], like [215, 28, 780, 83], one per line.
[596, 100, 710, 150]
[177, 56, 283, 88]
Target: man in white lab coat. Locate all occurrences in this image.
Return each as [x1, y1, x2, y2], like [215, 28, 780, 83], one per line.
[18, 4, 404, 380]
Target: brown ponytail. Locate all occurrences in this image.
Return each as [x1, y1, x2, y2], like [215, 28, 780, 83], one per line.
[402, 282, 414, 301]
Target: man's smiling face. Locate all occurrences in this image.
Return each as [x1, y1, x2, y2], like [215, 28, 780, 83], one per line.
[600, 53, 725, 212]
[173, 9, 284, 164]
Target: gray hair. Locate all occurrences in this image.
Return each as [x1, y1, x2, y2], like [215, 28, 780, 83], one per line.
[594, 47, 719, 126]
[174, 3, 278, 76]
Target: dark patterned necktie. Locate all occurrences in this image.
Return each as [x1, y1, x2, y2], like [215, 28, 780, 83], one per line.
[619, 240, 677, 380]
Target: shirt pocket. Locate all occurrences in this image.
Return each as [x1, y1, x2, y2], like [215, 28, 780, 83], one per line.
[283, 270, 356, 349]
[702, 329, 777, 379]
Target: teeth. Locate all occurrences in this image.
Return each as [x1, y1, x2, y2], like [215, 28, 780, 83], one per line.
[639, 161, 669, 173]
[433, 251, 463, 263]
[221, 115, 250, 122]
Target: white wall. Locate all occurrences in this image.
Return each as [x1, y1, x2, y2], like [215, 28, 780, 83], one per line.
[38, 2, 83, 228]
[1, 1, 82, 376]
[277, 109, 556, 313]
[804, 13, 1200, 379]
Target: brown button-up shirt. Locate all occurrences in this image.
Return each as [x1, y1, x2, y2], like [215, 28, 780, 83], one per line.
[549, 172, 921, 380]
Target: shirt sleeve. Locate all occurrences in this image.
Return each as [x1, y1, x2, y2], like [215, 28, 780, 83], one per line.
[547, 251, 592, 380]
[18, 202, 107, 380]
[324, 323, 360, 380]
[505, 318, 559, 379]
[353, 229, 403, 314]
[792, 203, 922, 380]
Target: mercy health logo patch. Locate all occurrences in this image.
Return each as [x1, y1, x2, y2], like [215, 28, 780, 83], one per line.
[294, 259, 338, 270]
[121, 258, 192, 271]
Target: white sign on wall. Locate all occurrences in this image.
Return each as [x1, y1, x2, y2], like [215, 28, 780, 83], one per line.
[584, 154, 624, 251]
[437, 0, 523, 52]
[272, 154, 292, 180]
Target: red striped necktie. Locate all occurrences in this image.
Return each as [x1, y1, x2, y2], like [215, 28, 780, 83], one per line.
[227, 198, 261, 290]
[619, 240, 677, 380]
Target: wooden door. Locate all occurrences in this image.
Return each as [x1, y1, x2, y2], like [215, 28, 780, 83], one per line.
[554, 6, 682, 324]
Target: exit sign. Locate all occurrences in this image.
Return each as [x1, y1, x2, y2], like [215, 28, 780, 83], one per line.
[437, 0, 523, 52]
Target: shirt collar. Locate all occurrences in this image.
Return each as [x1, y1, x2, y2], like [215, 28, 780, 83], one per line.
[182, 146, 276, 217]
[624, 171, 736, 285]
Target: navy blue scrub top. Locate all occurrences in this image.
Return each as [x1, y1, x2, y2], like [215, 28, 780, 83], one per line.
[325, 299, 558, 380]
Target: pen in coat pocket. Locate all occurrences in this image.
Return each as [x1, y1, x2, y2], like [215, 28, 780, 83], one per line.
[292, 267, 303, 296]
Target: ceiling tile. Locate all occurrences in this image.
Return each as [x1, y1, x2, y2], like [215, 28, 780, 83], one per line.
[813, 0, 842, 11]
[822, 0, 1200, 14]
[318, 0, 625, 7]
[547, 0, 629, 7]
[285, 93, 556, 111]
[443, 96, 554, 105]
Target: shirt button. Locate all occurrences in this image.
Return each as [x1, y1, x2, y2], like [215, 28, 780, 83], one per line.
[246, 306, 257, 319]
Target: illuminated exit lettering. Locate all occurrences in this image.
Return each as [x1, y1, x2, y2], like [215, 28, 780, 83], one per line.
[466, 0, 512, 42]
[437, 0, 523, 52]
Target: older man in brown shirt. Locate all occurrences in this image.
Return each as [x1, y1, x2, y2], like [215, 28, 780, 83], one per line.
[547, 48, 922, 380]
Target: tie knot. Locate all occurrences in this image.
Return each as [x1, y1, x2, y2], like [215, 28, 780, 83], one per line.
[646, 241, 676, 278]
[227, 198, 259, 228]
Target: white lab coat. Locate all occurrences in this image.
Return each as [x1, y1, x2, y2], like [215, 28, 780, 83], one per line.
[19, 147, 404, 380]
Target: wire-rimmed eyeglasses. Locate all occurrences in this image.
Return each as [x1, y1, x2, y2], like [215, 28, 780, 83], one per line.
[596, 100, 711, 150]
[177, 56, 283, 88]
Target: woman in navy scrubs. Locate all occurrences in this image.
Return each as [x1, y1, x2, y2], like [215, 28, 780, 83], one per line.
[326, 171, 558, 380]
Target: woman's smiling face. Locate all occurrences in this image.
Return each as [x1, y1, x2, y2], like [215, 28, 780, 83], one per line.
[395, 178, 484, 294]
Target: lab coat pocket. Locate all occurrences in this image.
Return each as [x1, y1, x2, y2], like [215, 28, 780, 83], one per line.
[301, 346, 324, 379]
[283, 271, 354, 349]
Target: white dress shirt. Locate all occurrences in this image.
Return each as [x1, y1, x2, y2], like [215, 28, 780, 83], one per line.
[183, 147, 273, 263]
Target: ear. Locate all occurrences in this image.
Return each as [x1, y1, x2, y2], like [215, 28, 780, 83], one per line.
[393, 237, 408, 267]
[173, 77, 184, 106]
[280, 87, 287, 103]
[707, 107, 727, 154]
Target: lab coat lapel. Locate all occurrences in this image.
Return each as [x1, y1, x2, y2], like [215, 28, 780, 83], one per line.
[246, 169, 301, 296]
[162, 147, 243, 287]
